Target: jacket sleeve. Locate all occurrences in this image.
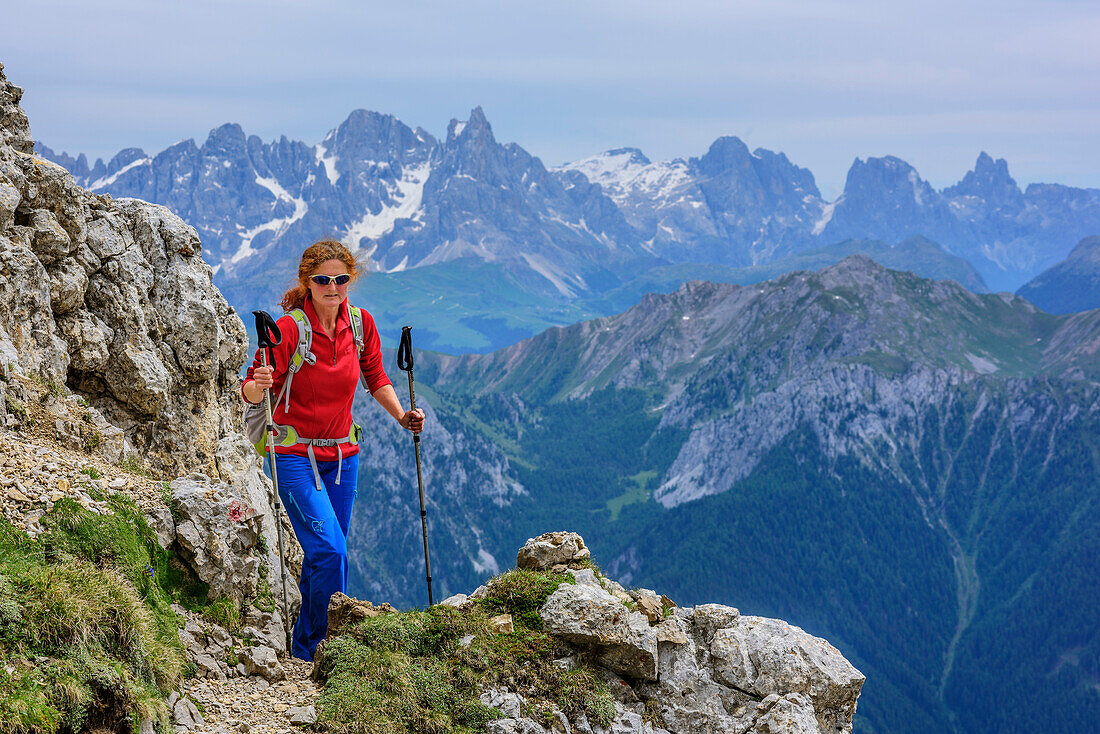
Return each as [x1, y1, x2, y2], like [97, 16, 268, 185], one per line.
[358, 310, 392, 394]
[241, 314, 297, 403]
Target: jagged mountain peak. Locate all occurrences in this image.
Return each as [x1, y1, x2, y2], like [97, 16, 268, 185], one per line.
[605, 147, 651, 165]
[943, 150, 1022, 206]
[447, 106, 495, 144]
[206, 122, 247, 145]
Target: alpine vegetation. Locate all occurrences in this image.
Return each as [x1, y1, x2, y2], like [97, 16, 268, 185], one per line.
[314, 532, 865, 734]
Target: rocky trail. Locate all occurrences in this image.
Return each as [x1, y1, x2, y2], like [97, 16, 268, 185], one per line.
[175, 657, 318, 733]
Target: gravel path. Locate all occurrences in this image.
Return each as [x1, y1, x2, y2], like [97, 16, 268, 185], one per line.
[179, 659, 320, 733]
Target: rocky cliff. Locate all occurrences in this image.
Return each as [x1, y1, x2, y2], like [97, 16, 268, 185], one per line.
[0, 60, 301, 648]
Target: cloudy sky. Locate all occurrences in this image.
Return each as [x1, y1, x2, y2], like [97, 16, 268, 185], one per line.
[5, 0, 1097, 198]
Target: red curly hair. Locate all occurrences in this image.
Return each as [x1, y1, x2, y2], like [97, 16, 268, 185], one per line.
[279, 240, 361, 312]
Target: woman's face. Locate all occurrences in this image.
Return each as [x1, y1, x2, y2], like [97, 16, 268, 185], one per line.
[307, 258, 352, 309]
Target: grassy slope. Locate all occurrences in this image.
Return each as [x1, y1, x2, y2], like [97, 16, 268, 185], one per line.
[0, 493, 191, 733]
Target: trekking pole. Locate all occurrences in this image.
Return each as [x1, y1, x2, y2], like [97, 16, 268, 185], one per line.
[253, 310, 293, 653]
[397, 325, 433, 607]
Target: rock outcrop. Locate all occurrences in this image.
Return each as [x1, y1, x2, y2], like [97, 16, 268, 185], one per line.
[0, 62, 301, 648]
[0, 61, 245, 477]
[515, 533, 865, 734]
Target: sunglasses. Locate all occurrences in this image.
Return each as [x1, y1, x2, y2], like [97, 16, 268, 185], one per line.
[309, 274, 352, 286]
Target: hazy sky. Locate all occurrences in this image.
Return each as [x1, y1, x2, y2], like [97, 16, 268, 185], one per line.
[5, 0, 1097, 199]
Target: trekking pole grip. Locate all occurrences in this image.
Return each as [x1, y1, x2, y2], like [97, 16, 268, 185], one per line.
[253, 310, 282, 372]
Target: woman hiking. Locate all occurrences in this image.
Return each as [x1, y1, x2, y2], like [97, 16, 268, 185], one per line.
[242, 240, 424, 661]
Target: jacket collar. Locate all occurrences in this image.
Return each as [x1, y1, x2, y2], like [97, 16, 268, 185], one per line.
[302, 295, 350, 337]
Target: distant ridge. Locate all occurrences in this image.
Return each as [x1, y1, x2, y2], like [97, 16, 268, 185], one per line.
[1016, 235, 1100, 313]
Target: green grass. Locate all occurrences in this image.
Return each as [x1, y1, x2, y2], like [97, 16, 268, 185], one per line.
[202, 597, 242, 635]
[0, 494, 189, 733]
[316, 569, 614, 734]
[606, 470, 657, 522]
[118, 457, 156, 479]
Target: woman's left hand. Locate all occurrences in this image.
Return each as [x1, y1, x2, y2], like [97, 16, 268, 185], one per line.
[399, 409, 425, 434]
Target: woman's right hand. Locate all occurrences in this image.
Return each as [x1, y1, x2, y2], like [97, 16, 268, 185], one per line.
[243, 366, 275, 404]
[252, 366, 275, 391]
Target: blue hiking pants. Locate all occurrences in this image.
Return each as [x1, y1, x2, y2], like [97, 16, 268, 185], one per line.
[271, 452, 358, 661]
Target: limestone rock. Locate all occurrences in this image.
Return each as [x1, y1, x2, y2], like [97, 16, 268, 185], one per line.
[0, 183, 18, 229]
[630, 589, 663, 624]
[440, 593, 468, 607]
[692, 603, 741, 642]
[489, 613, 514, 634]
[191, 651, 225, 681]
[242, 645, 286, 682]
[170, 474, 261, 602]
[487, 719, 547, 734]
[710, 616, 864, 734]
[143, 504, 175, 550]
[752, 693, 819, 734]
[540, 581, 657, 681]
[0, 64, 248, 478]
[171, 696, 204, 731]
[517, 531, 591, 570]
[480, 689, 527, 718]
[215, 433, 302, 637]
[285, 705, 317, 726]
[327, 591, 394, 635]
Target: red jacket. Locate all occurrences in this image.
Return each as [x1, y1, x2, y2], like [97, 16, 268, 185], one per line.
[243, 297, 392, 461]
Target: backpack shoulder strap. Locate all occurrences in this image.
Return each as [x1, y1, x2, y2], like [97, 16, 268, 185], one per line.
[347, 304, 370, 391]
[279, 309, 316, 412]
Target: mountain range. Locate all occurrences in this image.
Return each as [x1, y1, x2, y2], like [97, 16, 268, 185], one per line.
[37, 108, 1100, 349]
[345, 256, 1100, 733]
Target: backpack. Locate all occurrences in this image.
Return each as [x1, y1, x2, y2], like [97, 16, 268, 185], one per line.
[244, 302, 369, 457]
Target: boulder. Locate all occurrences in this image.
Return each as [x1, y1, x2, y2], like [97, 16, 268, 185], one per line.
[489, 613, 514, 633]
[480, 689, 527, 718]
[170, 474, 261, 602]
[285, 705, 317, 726]
[215, 433, 302, 639]
[517, 531, 591, 570]
[327, 591, 394, 635]
[630, 589, 663, 623]
[440, 593, 468, 607]
[171, 696, 204, 731]
[242, 645, 286, 682]
[540, 581, 658, 681]
[710, 616, 864, 734]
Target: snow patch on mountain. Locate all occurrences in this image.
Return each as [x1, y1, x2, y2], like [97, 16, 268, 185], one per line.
[558, 149, 693, 207]
[813, 197, 842, 235]
[314, 140, 339, 185]
[89, 157, 151, 190]
[909, 169, 925, 205]
[229, 175, 308, 264]
[345, 160, 431, 245]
